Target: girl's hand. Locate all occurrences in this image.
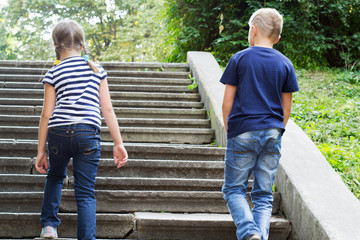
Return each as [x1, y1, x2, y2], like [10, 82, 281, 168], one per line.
[113, 144, 128, 168]
[35, 152, 48, 174]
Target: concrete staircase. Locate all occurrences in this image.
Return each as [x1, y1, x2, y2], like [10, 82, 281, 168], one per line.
[0, 60, 291, 239]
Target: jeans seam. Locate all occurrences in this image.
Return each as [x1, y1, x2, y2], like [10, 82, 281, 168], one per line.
[263, 150, 280, 155]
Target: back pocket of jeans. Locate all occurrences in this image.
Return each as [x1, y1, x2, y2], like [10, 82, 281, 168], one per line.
[232, 139, 256, 168]
[79, 141, 100, 157]
[264, 139, 281, 155]
[48, 142, 63, 156]
[262, 139, 281, 170]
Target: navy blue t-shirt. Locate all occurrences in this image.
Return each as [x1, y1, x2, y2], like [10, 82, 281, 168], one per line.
[220, 46, 299, 138]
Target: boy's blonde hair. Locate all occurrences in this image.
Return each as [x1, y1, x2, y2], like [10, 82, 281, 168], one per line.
[248, 8, 283, 41]
[52, 20, 99, 73]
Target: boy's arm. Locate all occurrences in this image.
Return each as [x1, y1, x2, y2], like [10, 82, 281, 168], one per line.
[222, 84, 237, 134]
[281, 92, 293, 127]
[99, 78, 128, 168]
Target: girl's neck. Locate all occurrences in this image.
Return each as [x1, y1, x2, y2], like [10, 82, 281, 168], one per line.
[60, 48, 82, 61]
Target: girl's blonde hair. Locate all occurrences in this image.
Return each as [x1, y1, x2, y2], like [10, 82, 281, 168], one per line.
[249, 8, 283, 41]
[52, 20, 99, 73]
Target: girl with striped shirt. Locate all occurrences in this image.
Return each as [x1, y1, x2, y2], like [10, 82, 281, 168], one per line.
[35, 20, 128, 239]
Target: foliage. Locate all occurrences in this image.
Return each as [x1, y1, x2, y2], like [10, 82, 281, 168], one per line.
[187, 74, 197, 90]
[0, 0, 164, 62]
[0, 6, 18, 60]
[161, 0, 360, 69]
[101, 0, 170, 62]
[291, 69, 360, 199]
[3, 0, 360, 67]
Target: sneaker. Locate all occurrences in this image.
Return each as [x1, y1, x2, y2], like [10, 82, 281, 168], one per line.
[40, 226, 58, 239]
[248, 235, 261, 240]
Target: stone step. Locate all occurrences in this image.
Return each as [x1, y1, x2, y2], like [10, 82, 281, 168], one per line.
[0, 140, 225, 160]
[0, 74, 45, 83]
[0, 74, 192, 86]
[0, 126, 214, 144]
[0, 174, 47, 192]
[114, 91, 201, 102]
[134, 212, 290, 240]
[0, 67, 190, 79]
[0, 212, 289, 239]
[32, 239, 125, 240]
[0, 105, 207, 119]
[0, 190, 226, 214]
[0, 115, 211, 128]
[101, 62, 189, 72]
[0, 212, 134, 239]
[0, 98, 203, 109]
[72, 158, 224, 179]
[107, 77, 192, 85]
[0, 60, 189, 72]
[91, 177, 223, 191]
[0, 157, 32, 174]
[0, 81, 195, 93]
[0, 174, 223, 192]
[1, 157, 223, 179]
[0, 190, 280, 214]
[0, 88, 201, 101]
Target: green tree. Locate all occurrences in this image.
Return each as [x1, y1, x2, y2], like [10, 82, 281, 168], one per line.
[0, 6, 19, 60]
[101, 0, 165, 62]
[161, 0, 360, 69]
[1, 0, 164, 62]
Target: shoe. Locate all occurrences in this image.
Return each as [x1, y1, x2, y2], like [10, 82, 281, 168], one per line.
[249, 235, 261, 240]
[40, 226, 58, 239]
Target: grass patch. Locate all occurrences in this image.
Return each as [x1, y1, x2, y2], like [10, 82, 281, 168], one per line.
[291, 68, 360, 199]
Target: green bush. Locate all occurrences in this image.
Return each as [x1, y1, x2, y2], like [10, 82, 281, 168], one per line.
[162, 0, 360, 69]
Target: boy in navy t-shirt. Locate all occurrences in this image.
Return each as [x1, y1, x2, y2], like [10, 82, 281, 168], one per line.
[220, 8, 299, 240]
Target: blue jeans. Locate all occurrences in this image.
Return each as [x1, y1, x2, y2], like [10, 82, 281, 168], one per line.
[40, 124, 101, 240]
[222, 128, 282, 240]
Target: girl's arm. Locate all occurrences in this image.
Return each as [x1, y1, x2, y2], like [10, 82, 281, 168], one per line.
[35, 83, 56, 174]
[222, 84, 237, 134]
[281, 92, 293, 127]
[99, 78, 128, 168]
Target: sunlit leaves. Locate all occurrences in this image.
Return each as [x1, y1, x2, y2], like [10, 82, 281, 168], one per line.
[1, 0, 164, 62]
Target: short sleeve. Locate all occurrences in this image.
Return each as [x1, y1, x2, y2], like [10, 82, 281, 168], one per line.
[42, 70, 55, 86]
[97, 65, 107, 80]
[220, 57, 238, 86]
[282, 63, 299, 93]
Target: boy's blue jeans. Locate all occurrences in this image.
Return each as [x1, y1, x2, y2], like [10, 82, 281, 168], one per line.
[40, 124, 101, 240]
[222, 128, 282, 240]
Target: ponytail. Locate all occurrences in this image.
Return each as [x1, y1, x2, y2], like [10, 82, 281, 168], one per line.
[54, 45, 62, 66]
[83, 44, 100, 73]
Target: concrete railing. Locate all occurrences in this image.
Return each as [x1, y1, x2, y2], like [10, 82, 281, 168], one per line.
[277, 120, 360, 239]
[187, 52, 226, 147]
[187, 51, 360, 239]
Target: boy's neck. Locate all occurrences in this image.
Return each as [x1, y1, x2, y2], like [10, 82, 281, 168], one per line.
[253, 39, 274, 49]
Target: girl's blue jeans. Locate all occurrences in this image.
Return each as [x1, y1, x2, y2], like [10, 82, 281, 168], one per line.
[40, 124, 101, 240]
[222, 128, 282, 240]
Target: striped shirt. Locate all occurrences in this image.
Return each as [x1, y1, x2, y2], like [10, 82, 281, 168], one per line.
[42, 56, 107, 131]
